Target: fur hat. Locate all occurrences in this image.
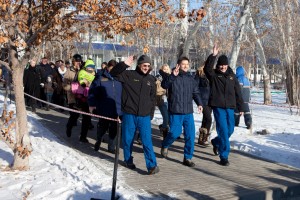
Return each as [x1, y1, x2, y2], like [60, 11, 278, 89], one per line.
[217, 55, 229, 67]
[137, 55, 151, 65]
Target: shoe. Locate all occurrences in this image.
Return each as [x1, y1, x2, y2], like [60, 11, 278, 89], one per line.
[198, 128, 206, 145]
[45, 106, 50, 111]
[94, 141, 101, 151]
[148, 166, 159, 175]
[198, 128, 210, 146]
[125, 162, 136, 170]
[79, 137, 89, 143]
[220, 159, 230, 166]
[211, 139, 219, 155]
[160, 147, 168, 158]
[246, 125, 252, 129]
[183, 159, 195, 167]
[32, 107, 36, 113]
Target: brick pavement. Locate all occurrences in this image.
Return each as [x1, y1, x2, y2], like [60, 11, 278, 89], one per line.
[35, 107, 300, 200]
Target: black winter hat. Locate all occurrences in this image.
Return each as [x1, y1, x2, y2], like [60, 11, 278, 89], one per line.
[217, 55, 229, 67]
[73, 54, 82, 62]
[137, 55, 151, 65]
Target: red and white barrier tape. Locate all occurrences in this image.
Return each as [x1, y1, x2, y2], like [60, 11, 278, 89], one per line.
[24, 93, 120, 122]
[250, 101, 299, 109]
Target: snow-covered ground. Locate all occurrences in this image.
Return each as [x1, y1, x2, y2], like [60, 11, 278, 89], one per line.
[0, 88, 300, 200]
[153, 88, 300, 169]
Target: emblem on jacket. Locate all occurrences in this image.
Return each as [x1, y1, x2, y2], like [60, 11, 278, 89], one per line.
[230, 76, 233, 80]
[147, 81, 151, 86]
[133, 79, 139, 82]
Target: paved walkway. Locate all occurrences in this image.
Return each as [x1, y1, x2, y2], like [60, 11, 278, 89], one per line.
[35, 107, 300, 200]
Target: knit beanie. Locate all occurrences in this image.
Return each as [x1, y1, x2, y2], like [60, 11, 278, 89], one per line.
[217, 55, 229, 67]
[73, 54, 82, 62]
[84, 59, 96, 70]
[137, 55, 151, 65]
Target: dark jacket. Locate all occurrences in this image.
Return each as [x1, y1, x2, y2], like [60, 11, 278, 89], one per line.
[204, 54, 244, 111]
[194, 74, 210, 106]
[160, 69, 202, 114]
[236, 66, 251, 103]
[23, 66, 42, 98]
[88, 69, 122, 118]
[110, 62, 156, 117]
[38, 63, 55, 83]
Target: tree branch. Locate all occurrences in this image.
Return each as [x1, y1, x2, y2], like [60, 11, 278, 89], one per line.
[13, 0, 25, 14]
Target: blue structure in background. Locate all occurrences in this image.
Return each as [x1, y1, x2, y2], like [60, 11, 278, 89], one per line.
[75, 42, 138, 52]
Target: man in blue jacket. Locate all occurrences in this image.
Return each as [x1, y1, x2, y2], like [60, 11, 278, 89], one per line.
[160, 56, 203, 167]
[88, 59, 121, 153]
[110, 55, 159, 175]
[235, 66, 252, 129]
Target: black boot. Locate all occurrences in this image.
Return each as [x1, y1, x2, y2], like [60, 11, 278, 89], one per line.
[183, 159, 195, 167]
[94, 140, 101, 151]
[211, 139, 219, 155]
[220, 159, 230, 166]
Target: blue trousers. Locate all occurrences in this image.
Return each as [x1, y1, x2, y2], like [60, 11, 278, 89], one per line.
[162, 113, 195, 160]
[212, 108, 235, 160]
[122, 113, 157, 171]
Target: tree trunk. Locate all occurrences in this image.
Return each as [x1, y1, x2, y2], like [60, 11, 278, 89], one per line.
[229, 0, 250, 71]
[271, 0, 297, 105]
[207, 3, 214, 51]
[176, 0, 188, 60]
[248, 16, 272, 104]
[10, 50, 31, 170]
[182, 21, 202, 58]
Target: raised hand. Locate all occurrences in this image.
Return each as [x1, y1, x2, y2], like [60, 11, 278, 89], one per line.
[124, 55, 134, 67]
[173, 64, 180, 76]
[213, 43, 219, 56]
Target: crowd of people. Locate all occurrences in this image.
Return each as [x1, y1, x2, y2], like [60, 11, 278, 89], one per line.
[20, 43, 253, 174]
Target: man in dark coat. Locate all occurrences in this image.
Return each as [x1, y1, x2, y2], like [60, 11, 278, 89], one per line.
[160, 56, 203, 167]
[38, 57, 55, 109]
[204, 44, 244, 166]
[88, 59, 121, 153]
[23, 60, 42, 113]
[110, 55, 159, 175]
